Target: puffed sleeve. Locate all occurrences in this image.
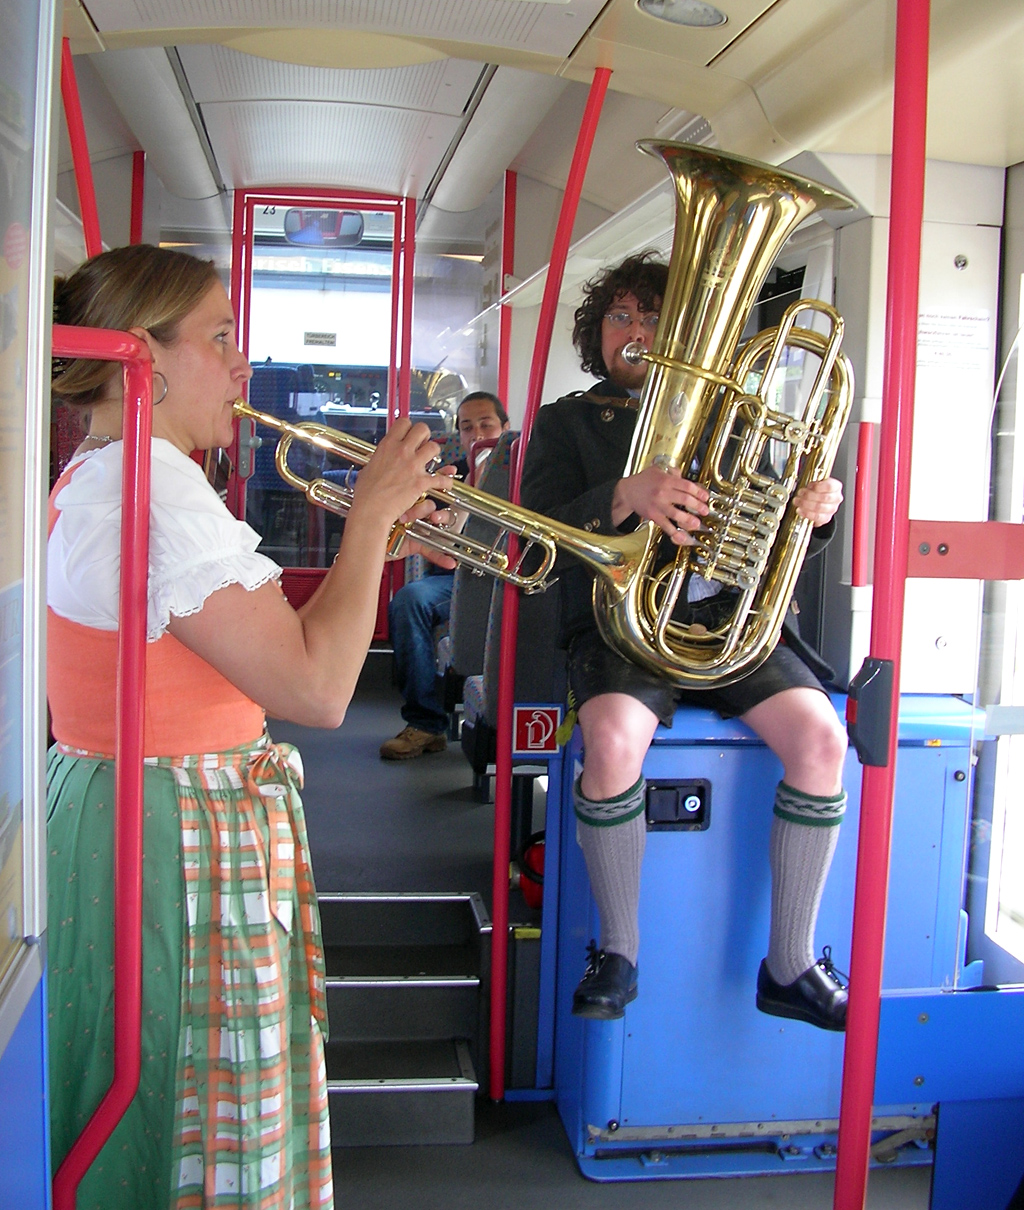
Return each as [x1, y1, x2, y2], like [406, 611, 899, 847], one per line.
[48, 439, 281, 641]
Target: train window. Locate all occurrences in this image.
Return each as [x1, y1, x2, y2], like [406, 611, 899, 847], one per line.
[969, 283, 1024, 981]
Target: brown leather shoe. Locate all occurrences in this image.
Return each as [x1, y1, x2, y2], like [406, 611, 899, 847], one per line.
[379, 726, 447, 761]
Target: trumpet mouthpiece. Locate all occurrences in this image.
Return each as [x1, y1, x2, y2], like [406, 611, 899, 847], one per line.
[621, 341, 647, 366]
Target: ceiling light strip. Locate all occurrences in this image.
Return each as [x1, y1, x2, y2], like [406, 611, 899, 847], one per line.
[417, 63, 498, 217]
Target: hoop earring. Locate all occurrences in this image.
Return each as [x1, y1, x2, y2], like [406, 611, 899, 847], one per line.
[152, 370, 168, 405]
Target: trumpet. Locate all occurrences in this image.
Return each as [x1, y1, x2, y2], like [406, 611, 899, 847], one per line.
[233, 400, 644, 594]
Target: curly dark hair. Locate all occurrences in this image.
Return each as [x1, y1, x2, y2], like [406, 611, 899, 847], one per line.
[572, 251, 669, 378]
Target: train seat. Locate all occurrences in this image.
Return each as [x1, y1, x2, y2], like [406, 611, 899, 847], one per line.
[444, 430, 519, 683]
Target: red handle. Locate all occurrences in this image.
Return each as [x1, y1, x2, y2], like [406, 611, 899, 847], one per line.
[51, 325, 152, 1210]
[59, 39, 102, 258]
[489, 65, 612, 1102]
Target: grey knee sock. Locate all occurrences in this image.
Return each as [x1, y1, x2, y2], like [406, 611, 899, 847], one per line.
[766, 781, 847, 985]
[574, 775, 647, 967]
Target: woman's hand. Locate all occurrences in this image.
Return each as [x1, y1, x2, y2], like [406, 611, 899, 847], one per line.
[611, 465, 709, 545]
[349, 418, 445, 531]
[386, 497, 458, 570]
[793, 477, 843, 526]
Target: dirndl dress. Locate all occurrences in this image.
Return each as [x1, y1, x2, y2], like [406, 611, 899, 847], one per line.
[46, 439, 334, 1208]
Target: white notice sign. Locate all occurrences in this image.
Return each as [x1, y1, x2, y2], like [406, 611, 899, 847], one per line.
[917, 310, 990, 370]
[304, 331, 337, 347]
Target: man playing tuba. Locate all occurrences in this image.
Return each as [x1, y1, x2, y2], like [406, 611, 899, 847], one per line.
[520, 252, 849, 1030]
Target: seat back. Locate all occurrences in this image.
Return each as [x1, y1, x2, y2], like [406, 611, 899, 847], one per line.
[447, 430, 518, 678]
[404, 429, 465, 584]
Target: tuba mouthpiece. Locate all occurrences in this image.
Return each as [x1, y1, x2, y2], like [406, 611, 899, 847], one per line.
[621, 341, 648, 366]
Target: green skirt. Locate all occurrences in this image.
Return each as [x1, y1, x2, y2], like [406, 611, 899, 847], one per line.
[47, 738, 334, 1210]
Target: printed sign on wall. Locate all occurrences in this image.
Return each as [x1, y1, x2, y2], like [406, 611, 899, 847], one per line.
[512, 705, 561, 757]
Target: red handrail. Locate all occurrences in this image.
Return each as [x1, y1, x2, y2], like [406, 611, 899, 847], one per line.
[851, 421, 876, 587]
[489, 65, 612, 1100]
[50, 326, 153, 1210]
[497, 170, 517, 407]
[129, 151, 145, 245]
[833, 1, 930, 1206]
[59, 38, 102, 258]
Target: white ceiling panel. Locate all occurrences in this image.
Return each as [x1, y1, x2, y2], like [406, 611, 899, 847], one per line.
[86, 0, 606, 58]
[202, 99, 461, 193]
[178, 44, 483, 113]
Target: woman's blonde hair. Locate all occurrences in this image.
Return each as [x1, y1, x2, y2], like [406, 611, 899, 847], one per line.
[52, 244, 220, 408]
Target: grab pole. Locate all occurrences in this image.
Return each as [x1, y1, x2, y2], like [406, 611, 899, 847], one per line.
[51, 326, 153, 1210]
[59, 38, 102, 258]
[489, 65, 611, 1100]
[833, 1, 930, 1206]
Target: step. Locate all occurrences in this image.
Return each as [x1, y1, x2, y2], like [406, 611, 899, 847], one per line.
[318, 892, 490, 1048]
[325, 1039, 477, 1147]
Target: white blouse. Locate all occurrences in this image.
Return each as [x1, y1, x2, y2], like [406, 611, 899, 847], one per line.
[48, 438, 281, 642]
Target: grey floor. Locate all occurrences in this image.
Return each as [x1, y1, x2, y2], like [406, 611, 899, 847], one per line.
[269, 652, 932, 1210]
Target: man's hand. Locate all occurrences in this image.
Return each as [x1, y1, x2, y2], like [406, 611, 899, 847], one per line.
[793, 477, 843, 527]
[611, 465, 709, 546]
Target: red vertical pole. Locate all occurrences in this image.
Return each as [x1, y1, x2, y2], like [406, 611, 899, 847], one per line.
[241, 198, 256, 365]
[129, 151, 145, 245]
[833, 2, 930, 1206]
[497, 171, 517, 407]
[397, 197, 416, 424]
[388, 207, 402, 427]
[489, 65, 612, 1101]
[50, 328, 152, 1210]
[226, 191, 250, 520]
[851, 421, 876, 588]
[60, 37, 102, 258]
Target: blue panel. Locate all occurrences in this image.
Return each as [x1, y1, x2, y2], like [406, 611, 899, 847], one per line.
[931, 1098, 1024, 1210]
[0, 977, 51, 1209]
[876, 988, 1024, 1104]
[553, 695, 978, 1180]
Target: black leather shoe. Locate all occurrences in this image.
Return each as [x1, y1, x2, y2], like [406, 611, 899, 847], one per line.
[572, 943, 638, 1020]
[756, 947, 848, 1032]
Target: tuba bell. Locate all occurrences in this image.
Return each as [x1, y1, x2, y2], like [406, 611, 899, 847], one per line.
[589, 140, 856, 689]
[239, 141, 856, 690]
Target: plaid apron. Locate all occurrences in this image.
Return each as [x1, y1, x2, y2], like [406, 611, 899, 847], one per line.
[47, 735, 334, 1210]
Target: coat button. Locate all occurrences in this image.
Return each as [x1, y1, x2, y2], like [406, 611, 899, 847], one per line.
[601, 408, 615, 422]
[583, 518, 600, 531]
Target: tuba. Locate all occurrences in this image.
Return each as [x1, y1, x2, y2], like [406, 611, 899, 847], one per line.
[591, 140, 856, 688]
[240, 141, 855, 690]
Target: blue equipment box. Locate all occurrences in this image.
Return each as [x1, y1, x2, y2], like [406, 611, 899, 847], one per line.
[551, 695, 980, 1181]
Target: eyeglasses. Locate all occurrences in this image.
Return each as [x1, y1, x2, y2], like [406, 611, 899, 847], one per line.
[604, 310, 660, 331]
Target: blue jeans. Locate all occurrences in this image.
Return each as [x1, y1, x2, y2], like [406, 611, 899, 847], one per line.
[388, 573, 454, 734]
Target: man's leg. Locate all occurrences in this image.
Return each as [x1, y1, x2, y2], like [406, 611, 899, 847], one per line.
[381, 574, 453, 759]
[571, 693, 659, 1018]
[741, 686, 849, 1029]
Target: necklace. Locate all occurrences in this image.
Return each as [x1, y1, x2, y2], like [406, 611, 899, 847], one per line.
[85, 434, 117, 445]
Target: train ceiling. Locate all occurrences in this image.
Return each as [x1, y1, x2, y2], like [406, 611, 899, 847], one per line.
[63, 0, 1024, 220]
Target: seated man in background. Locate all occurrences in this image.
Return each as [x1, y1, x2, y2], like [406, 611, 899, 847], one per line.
[380, 390, 510, 760]
[520, 253, 850, 1029]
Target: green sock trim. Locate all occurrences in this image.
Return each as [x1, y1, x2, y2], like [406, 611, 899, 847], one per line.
[574, 775, 647, 827]
[773, 782, 847, 827]
[574, 800, 647, 827]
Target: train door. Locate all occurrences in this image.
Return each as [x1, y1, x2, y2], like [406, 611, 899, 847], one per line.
[228, 189, 423, 631]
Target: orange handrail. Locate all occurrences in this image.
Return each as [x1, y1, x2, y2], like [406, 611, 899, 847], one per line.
[50, 326, 153, 1210]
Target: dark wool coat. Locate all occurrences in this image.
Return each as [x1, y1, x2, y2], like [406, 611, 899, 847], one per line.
[519, 379, 836, 683]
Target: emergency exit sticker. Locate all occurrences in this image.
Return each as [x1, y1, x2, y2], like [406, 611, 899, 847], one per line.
[512, 705, 562, 756]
